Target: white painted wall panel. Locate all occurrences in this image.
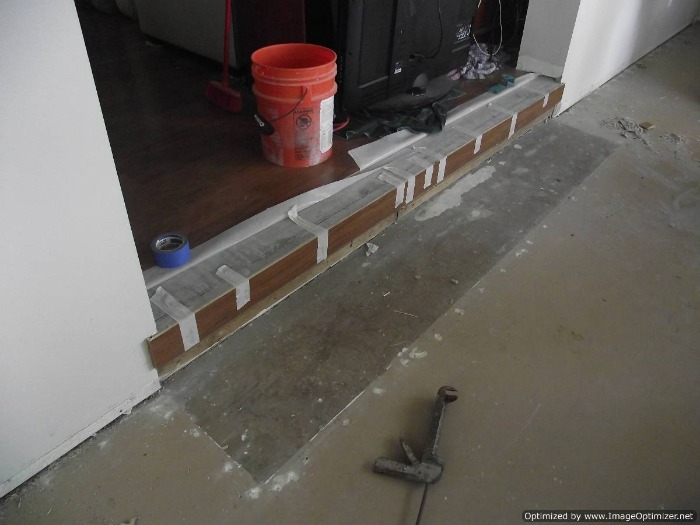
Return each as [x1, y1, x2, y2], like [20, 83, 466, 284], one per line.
[0, 0, 160, 497]
[560, 0, 700, 110]
[520, 0, 699, 112]
[517, 0, 582, 79]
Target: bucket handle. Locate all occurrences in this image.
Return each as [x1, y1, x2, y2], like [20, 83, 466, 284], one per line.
[254, 88, 309, 136]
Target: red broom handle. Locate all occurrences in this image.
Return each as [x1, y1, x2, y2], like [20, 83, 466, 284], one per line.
[221, 0, 232, 87]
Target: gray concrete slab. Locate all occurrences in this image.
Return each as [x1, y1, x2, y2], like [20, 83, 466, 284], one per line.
[161, 119, 615, 483]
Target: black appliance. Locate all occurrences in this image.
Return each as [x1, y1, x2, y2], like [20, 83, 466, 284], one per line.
[327, 0, 480, 110]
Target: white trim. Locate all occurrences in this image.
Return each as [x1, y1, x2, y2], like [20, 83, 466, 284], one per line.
[0, 379, 160, 498]
[517, 55, 565, 79]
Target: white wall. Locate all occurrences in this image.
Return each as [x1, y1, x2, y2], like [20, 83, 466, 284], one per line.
[517, 0, 582, 79]
[520, 0, 700, 112]
[0, 0, 160, 497]
[560, 0, 700, 110]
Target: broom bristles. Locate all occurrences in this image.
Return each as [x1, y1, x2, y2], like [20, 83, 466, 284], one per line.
[206, 80, 242, 112]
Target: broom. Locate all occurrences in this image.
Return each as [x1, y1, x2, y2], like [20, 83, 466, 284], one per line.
[206, 0, 242, 112]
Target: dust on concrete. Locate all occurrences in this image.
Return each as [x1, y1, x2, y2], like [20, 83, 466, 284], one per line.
[601, 116, 648, 140]
[413, 166, 496, 221]
[158, 119, 616, 485]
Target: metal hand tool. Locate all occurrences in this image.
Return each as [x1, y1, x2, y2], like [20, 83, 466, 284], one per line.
[373, 386, 458, 524]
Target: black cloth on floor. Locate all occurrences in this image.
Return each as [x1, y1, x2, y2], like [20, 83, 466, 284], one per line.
[337, 88, 465, 140]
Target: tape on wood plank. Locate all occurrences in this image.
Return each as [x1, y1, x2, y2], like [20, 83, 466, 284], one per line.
[491, 105, 519, 138]
[378, 170, 406, 207]
[520, 85, 550, 107]
[509, 113, 518, 137]
[215, 265, 250, 310]
[411, 146, 442, 163]
[410, 148, 438, 189]
[451, 123, 481, 154]
[150, 286, 200, 350]
[404, 152, 436, 172]
[423, 164, 434, 189]
[406, 153, 435, 194]
[288, 205, 328, 263]
[385, 167, 416, 204]
[436, 157, 447, 183]
[405, 175, 416, 203]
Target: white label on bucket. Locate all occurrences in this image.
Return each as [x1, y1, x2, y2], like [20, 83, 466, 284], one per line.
[319, 96, 334, 154]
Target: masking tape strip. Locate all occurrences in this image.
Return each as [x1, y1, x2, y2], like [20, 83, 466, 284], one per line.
[436, 157, 447, 183]
[441, 127, 475, 154]
[491, 105, 518, 138]
[410, 147, 441, 190]
[378, 171, 406, 207]
[150, 286, 200, 351]
[385, 166, 417, 204]
[449, 124, 476, 142]
[412, 128, 468, 158]
[452, 124, 481, 154]
[401, 153, 435, 178]
[509, 113, 518, 137]
[215, 265, 250, 310]
[288, 205, 328, 263]
[423, 165, 434, 189]
[411, 146, 442, 164]
[407, 154, 436, 171]
[521, 85, 551, 108]
[405, 176, 416, 203]
[409, 154, 435, 192]
[409, 148, 438, 189]
[384, 165, 412, 178]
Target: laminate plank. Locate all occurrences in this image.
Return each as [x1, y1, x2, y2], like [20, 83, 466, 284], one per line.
[445, 118, 512, 175]
[148, 324, 185, 369]
[150, 220, 315, 331]
[327, 193, 398, 254]
[146, 86, 563, 371]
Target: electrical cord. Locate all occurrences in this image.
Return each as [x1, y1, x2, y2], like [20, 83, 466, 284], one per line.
[472, 0, 503, 58]
[333, 117, 350, 132]
[268, 88, 308, 123]
[254, 88, 308, 135]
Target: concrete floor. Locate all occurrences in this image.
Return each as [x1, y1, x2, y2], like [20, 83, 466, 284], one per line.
[160, 117, 615, 484]
[1, 25, 699, 525]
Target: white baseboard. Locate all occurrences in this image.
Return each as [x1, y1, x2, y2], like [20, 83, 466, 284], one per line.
[0, 379, 160, 498]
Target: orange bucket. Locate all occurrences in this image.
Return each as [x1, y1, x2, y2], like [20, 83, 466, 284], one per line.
[251, 43, 337, 168]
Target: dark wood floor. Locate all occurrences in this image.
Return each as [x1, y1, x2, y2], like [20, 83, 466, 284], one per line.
[77, 5, 515, 268]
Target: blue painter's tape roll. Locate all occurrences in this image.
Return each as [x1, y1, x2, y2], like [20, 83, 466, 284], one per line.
[151, 232, 191, 268]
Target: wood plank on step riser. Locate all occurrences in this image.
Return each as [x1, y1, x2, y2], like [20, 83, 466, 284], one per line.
[327, 193, 397, 254]
[147, 80, 565, 372]
[149, 191, 396, 369]
[515, 96, 548, 133]
[445, 118, 512, 176]
[148, 240, 319, 367]
[148, 324, 185, 369]
[194, 239, 319, 337]
[156, 211, 401, 379]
